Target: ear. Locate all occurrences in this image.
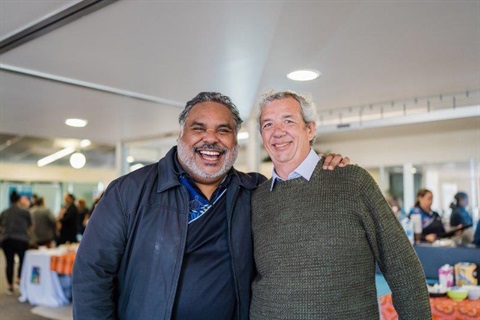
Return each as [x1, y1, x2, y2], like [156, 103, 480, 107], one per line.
[306, 121, 316, 141]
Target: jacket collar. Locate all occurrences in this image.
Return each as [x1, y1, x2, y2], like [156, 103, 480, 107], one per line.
[156, 146, 258, 193]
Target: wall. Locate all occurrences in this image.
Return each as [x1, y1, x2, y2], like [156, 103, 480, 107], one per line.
[316, 128, 479, 169]
[0, 162, 117, 186]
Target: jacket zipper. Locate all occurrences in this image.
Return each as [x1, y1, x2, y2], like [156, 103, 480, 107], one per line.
[228, 185, 241, 320]
[165, 185, 189, 319]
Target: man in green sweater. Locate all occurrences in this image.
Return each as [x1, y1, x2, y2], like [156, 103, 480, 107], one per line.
[250, 90, 431, 319]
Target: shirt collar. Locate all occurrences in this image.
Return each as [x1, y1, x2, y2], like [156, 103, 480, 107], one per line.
[270, 148, 320, 191]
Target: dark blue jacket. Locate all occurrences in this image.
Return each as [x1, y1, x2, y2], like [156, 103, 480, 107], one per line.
[72, 147, 266, 319]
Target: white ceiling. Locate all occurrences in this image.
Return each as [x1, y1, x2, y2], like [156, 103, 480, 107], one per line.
[0, 0, 479, 168]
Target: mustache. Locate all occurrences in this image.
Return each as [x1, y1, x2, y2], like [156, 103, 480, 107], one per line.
[194, 143, 227, 154]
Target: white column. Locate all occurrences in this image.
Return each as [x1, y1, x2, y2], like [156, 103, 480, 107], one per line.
[115, 142, 128, 177]
[470, 158, 479, 222]
[379, 165, 387, 195]
[425, 169, 440, 212]
[246, 116, 261, 173]
[403, 163, 415, 213]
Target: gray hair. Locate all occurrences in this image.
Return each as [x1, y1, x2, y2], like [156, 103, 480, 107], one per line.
[256, 89, 318, 145]
[179, 92, 243, 133]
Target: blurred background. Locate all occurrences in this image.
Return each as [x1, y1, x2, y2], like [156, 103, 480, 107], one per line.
[1, 0, 479, 222]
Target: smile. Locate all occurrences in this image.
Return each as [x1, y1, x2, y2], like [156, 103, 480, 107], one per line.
[273, 142, 291, 148]
[195, 148, 225, 161]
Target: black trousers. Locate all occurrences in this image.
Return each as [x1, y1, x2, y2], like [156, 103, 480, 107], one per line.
[1, 238, 29, 286]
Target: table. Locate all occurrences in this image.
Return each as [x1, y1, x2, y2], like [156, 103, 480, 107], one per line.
[379, 293, 480, 319]
[19, 248, 74, 307]
[414, 244, 480, 280]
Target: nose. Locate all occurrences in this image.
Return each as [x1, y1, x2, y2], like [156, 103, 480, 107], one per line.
[273, 123, 286, 137]
[203, 128, 220, 142]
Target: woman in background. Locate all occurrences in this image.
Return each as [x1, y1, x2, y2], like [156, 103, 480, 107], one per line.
[410, 189, 445, 243]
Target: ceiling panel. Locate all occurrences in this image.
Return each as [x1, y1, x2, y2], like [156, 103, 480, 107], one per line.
[0, 0, 479, 170]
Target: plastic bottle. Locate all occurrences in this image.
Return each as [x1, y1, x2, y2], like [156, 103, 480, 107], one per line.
[401, 217, 414, 245]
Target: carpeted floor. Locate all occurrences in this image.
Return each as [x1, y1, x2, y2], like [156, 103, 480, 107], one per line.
[0, 250, 72, 320]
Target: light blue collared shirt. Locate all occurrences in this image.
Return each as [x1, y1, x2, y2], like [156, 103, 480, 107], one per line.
[270, 148, 320, 191]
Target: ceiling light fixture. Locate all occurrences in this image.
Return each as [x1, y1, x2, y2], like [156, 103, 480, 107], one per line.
[80, 139, 91, 147]
[37, 139, 91, 167]
[66, 118, 88, 127]
[70, 152, 86, 169]
[37, 146, 75, 167]
[287, 69, 321, 81]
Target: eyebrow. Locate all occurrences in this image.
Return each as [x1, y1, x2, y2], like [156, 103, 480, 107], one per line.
[190, 121, 233, 129]
[261, 113, 295, 123]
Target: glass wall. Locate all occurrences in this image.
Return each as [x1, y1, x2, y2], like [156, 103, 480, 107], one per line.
[0, 180, 101, 215]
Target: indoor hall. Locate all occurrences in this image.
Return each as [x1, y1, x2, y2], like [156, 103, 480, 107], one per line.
[0, 1, 479, 319]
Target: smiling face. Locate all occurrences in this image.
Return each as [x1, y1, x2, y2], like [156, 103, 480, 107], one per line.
[177, 101, 239, 185]
[260, 97, 315, 177]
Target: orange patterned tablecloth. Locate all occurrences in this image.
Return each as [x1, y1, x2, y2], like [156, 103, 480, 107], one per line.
[50, 251, 76, 275]
[380, 293, 480, 320]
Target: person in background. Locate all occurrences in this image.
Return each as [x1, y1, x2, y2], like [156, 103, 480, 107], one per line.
[386, 194, 406, 221]
[82, 192, 103, 228]
[56, 193, 78, 245]
[0, 190, 32, 294]
[473, 219, 480, 247]
[72, 91, 349, 319]
[19, 195, 31, 209]
[449, 191, 474, 243]
[29, 194, 38, 209]
[30, 197, 57, 248]
[75, 198, 89, 236]
[250, 90, 431, 319]
[409, 189, 446, 243]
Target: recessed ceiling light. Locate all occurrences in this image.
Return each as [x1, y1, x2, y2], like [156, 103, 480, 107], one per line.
[66, 118, 88, 127]
[287, 69, 321, 81]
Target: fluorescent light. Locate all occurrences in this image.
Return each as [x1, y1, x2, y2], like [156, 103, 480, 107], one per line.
[237, 132, 249, 140]
[80, 139, 91, 147]
[70, 152, 86, 169]
[66, 118, 88, 127]
[37, 146, 75, 167]
[37, 139, 90, 167]
[287, 69, 321, 81]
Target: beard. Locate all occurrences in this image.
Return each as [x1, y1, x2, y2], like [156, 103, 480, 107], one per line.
[177, 139, 239, 180]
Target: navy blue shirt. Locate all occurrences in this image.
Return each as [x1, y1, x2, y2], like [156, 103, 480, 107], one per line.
[172, 176, 236, 319]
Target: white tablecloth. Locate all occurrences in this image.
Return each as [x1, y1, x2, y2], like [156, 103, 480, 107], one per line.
[19, 248, 71, 307]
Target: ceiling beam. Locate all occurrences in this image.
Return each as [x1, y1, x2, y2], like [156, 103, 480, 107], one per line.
[0, 0, 118, 55]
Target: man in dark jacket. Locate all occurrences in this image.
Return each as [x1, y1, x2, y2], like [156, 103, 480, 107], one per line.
[72, 92, 348, 319]
[56, 193, 78, 245]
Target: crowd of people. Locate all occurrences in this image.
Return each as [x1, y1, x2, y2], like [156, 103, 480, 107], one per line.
[0, 190, 99, 295]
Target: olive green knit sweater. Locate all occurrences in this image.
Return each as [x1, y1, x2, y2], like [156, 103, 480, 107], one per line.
[250, 162, 431, 320]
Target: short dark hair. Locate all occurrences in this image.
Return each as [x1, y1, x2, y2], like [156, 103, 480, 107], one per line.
[10, 190, 20, 203]
[178, 92, 243, 132]
[454, 192, 468, 202]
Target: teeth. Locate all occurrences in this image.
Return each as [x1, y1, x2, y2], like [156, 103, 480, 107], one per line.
[274, 143, 288, 148]
[199, 150, 220, 156]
